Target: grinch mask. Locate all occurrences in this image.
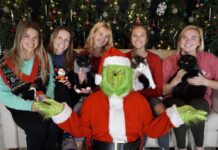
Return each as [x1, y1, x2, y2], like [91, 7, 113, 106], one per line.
[100, 65, 133, 97]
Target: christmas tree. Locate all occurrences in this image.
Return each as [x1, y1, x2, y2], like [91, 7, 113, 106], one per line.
[0, 0, 218, 56]
[0, 0, 32, 57]
[37, 0, 98, 48]
[149, 0, 188, 49]
[190, 0, 218, 54]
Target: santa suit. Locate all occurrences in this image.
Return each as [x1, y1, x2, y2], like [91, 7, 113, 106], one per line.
[52, 90, 183, 148]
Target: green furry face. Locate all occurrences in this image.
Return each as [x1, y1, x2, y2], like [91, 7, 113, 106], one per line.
[100, 65, 133, 96]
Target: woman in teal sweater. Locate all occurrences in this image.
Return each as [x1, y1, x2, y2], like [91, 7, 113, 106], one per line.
[0, 20, 60, 150]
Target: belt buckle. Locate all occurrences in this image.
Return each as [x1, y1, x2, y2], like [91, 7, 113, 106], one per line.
[114, 141, 125, 150]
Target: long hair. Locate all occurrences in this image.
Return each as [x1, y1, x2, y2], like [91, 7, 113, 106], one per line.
[47, 26, 74, 71]
[177, 25, 204, 52]
[84, 22, 113, 56]
[4, 20, 48, 83]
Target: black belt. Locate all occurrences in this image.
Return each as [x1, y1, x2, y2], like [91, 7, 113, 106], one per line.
[92, 138, 140, 150]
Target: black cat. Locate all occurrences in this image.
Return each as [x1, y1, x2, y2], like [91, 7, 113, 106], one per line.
[73, 51, 95, 111]
[170, 54, 206, 101]
[73, 51, 95, 94]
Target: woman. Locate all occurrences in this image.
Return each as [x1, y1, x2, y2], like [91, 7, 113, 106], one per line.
[126, 25, 169, 150]
[163, 25, 218, 150]
[84, 21, 113, 73]
[71, 21, 114, 150]
[47, 26, 76, 108]
[0, 20, 60, 150]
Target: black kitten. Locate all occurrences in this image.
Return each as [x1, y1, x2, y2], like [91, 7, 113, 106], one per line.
[170, 54, 206, 101]
[131, 55, 150, 89]
[73, 52, 95, 94]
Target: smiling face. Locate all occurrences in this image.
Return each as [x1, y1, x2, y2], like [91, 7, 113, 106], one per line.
[179, 29, 201, 56]
[53, 29, 71, 55]
[93, 27, 111, 49]
[21, 28, 39, 57]
[131, 26, 148, 50]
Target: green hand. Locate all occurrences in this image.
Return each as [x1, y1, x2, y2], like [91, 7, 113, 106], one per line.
[177, 105, 207, 125]
[34, 99, 64, 119]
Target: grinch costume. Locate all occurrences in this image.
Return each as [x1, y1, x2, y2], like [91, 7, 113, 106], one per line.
[34, 48, 207, 150]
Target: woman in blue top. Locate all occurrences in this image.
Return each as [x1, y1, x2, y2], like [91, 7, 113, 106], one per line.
[0, 20, 60, 150]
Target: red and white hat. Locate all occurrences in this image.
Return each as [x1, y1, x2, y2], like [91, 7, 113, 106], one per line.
[95, 47, 131, 85]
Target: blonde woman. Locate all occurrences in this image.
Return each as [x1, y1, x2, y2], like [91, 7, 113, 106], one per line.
[0, 20, 60, 150]
[163, 25, 218, 150]
[84, 21, 113, 73]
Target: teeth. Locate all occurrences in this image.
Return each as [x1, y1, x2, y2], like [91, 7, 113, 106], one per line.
[58, 44, 64, 48]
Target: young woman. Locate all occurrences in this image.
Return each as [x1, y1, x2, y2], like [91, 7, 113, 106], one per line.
[0, 20, 60, 150]
[47, 26, 79, 150]
[47, 26, 75, 107]
[126, 25, 170, 150]
[84, 21, 113, 73]
[163, 25, 218, 150]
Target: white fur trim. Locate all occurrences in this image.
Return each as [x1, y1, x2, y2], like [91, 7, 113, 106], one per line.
[166, 105, 184, 127]
[52, 102, 72, 124]
[109, 95, 127, 142]
[104, 56, 131, 67]
[95, 74, 102, 85]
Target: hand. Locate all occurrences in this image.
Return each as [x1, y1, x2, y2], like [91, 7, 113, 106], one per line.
[171, 69, 187, 87]
[154, 103, 166, 115]
[58, 77, 72, 89]
[33, 98, 64, 119]
[187, 75, 207, 86]
[177, 105, 207, 125]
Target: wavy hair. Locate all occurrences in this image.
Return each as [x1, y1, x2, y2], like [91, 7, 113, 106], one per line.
[4, 20, 48, 83]
[84, 22, 113, 56]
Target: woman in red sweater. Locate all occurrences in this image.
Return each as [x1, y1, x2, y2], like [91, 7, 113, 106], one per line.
[126, 25, 169, 150]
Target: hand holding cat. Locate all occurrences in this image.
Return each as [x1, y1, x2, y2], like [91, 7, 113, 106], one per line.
[58, 77, 72, 89]
[188, 75, 208, 86]
[171, 69, 187, 86]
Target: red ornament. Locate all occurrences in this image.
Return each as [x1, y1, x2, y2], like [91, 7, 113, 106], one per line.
[10, 28, 16, 33]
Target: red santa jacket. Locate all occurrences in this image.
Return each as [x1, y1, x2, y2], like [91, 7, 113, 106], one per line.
[52, 90, 183, 146]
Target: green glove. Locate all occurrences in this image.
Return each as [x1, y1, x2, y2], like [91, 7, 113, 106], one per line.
[34, 98, 64, 119]
[177, 105, 207, 125]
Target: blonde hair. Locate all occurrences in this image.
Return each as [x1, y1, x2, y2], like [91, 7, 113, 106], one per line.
[47, 26, 74, 71]
[177, 25, 204, 52]
[84, 22, 113, 55]
[4, 20, 48, 83]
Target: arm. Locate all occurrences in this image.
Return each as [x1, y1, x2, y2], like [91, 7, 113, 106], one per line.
[46, 54, 55, 99]
[0, 72, 33, 111]
[187, 53, 218, 90]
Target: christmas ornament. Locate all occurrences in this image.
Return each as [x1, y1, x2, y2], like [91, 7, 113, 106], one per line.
[114, 5, 119, 12]
[13, 3, 19, 9]
[102, 11, 108, 18]
[188, 16, 195, 23]
[172, 8, 178, 14]
[3, 7, 10, 13]
[156, 2, 167, 16]
[146, 0, 151, 3]
[131, 4, 136, 10]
